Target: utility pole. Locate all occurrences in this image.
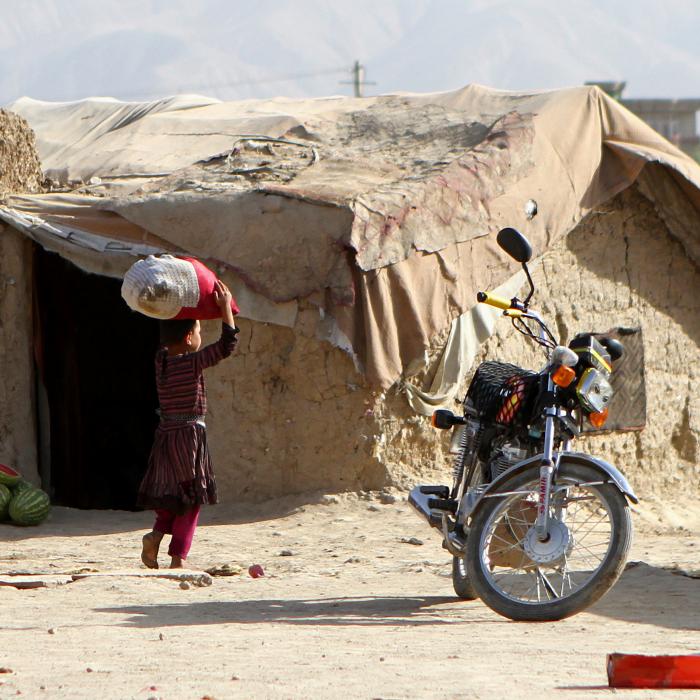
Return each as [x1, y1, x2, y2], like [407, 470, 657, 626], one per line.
[341, 60, 376, 98]
[352, 60, 364, 98]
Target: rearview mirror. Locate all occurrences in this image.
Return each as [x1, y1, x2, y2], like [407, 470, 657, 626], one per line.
[497, 227, 532, 264]
[599, 337, 624, 362]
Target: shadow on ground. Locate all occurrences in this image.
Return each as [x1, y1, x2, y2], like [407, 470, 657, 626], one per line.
[95, 595, 478, 628]
[589, 562, 700, 631]
[94, 563, 700, 631]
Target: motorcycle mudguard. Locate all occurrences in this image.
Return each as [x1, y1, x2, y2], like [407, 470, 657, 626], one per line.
[458, 451, 638, 524]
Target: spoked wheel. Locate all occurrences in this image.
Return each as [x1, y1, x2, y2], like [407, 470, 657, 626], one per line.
[465, 462, 632, 621]
[452, 555, 478, 600]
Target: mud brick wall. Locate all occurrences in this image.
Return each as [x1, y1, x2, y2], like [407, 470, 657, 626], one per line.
[476, 187, 699, 513]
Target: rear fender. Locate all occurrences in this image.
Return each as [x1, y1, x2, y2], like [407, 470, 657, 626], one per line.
[458, 451, 638, 524]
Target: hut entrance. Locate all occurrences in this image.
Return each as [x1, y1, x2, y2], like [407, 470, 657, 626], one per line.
[33, 246, 159, 509]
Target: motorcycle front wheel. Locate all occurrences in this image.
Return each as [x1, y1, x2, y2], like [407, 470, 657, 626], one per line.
[465, 462, 632, 621]
[452, 555, 478, 600]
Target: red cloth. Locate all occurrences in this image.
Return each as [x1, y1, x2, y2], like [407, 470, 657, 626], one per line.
[173, 258, 240, 320]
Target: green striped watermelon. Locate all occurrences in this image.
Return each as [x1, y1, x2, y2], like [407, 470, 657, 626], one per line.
[0, 464, 21, 487]
[11, 480, 33, 495]
[9, 488, 50, 526]
[0, 484, 11, 521]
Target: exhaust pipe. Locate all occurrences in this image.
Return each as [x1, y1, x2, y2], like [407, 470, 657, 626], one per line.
[409, 485, 466, 555]
[408, 485, 450, 529]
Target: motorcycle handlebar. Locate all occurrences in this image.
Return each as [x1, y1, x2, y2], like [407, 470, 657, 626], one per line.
[476, 291, 512, 310]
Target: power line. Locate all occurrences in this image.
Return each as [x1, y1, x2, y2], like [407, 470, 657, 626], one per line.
[37, 61, 373, 104]
[117, 65, 351, 101]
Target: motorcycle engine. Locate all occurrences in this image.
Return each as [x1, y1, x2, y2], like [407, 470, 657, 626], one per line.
[487, 435, 531, 481]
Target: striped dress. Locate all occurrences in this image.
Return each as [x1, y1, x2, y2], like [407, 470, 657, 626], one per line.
[137, 323, 239, 514]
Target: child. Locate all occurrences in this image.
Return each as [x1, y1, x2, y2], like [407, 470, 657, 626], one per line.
[138, 280, 238, 569]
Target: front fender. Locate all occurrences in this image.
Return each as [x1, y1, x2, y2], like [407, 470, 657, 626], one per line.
[458, 451, 638, 524]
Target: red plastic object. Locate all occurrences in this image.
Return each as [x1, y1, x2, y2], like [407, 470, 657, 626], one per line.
[607, 654, 700, 689]
[173, 258, 239, 321]
[248, 564, 265, 579]
[495, 377, 528, 425]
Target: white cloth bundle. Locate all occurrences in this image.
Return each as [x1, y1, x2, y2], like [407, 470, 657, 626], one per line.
[121, 255, 200, 319]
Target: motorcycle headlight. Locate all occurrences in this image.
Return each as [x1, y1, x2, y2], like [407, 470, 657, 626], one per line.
[576, 368, 613, 413]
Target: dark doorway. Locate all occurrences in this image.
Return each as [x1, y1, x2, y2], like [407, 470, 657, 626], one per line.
[33, 246, 159, 509]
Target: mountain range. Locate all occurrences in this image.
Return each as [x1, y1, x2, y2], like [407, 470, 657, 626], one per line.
[1, 0, 699, 105]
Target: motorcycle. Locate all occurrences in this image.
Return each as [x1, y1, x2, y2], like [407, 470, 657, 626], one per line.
[409, 227, 637, 621]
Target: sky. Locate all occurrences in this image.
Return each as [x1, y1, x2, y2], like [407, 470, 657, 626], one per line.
[1, 0, 699, 106]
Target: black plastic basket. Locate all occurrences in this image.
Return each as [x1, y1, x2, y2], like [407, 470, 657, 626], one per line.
[465, 361, 538, 425]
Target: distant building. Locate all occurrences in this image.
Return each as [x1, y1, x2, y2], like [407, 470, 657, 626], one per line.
[585, 80, 627, 101]
[586, 81, 700, 161]
[621, 99, 700, 157]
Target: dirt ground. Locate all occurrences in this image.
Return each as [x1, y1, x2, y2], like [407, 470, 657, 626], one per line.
[0, 493, 698, 700]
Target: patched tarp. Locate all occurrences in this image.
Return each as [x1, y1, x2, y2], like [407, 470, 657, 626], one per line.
[3, 84, 700, 387]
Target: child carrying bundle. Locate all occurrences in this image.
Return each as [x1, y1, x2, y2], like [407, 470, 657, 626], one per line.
[121, 257, 239, 568]
[138, 280, 237, 568]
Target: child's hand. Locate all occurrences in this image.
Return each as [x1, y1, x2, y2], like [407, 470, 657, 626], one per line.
[214, 279, 236, 327]
[214, 279, 232, 310]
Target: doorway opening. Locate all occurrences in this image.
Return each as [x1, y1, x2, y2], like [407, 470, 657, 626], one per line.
[33, 245, 159, 509]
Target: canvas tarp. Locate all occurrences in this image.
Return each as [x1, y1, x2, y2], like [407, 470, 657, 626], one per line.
[401, 269, 527, 414]
[3, 84, 700, 388]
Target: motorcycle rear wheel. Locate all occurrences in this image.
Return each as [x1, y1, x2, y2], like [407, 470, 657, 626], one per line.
[452, 555, 478, 600]
[465, 462, 632, 621]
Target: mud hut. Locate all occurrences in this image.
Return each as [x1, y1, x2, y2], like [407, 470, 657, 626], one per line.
[1, 85, 698, 513]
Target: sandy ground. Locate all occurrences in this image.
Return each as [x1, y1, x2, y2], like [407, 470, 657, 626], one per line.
[0, 492, 698, 700]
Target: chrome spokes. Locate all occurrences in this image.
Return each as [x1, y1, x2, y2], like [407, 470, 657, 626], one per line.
[480, 479, 614, 604]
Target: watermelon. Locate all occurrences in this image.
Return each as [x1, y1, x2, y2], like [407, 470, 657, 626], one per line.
[11, 480, 33, 495]
[0, 464, 21, 487]
[9, 488, 50, 526]
[0, 484, 11, 521]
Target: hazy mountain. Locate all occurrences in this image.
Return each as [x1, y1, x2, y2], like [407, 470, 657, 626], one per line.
[1, 0, 699, 105]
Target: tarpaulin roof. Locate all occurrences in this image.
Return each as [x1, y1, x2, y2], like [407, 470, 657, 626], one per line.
[3, 84, 700, 387]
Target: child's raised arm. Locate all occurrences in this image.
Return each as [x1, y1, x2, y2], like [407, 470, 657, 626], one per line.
[214, 279, 236, 329]
[193, 280, 239, 371]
